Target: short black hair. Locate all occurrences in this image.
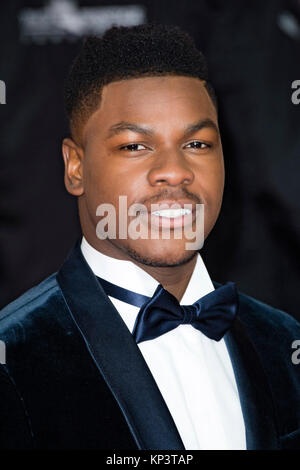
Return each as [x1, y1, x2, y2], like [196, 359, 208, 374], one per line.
[64, 23, 217, 141]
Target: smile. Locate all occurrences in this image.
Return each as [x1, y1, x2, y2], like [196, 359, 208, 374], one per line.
[143, 207, 196, 230]
[151, 208, 192, 218]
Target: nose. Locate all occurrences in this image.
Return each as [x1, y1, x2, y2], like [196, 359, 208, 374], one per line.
[147, 149, 194, 187]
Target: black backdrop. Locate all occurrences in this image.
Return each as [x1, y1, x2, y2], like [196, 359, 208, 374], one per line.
[0, 0, 299, 319]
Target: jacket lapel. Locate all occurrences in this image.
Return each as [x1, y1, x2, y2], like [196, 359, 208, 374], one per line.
[56, 242, 184, 450]
[224, 315, 278, 449]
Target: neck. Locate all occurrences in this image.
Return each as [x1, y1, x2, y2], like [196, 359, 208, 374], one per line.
[132, 257, 197, 302]
[82, 233, 198, 302]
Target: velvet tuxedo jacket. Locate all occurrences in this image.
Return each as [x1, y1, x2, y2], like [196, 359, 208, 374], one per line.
[0, 243, 300, 450]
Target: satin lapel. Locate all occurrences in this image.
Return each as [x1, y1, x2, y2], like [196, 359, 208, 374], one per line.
[56, 242, 184, 450]
[224, 316, 279, 449]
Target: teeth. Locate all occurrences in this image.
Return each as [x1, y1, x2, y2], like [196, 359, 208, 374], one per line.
[151, 209, 192, 218]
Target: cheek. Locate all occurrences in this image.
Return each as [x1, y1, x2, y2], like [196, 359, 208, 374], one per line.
[199, 167, 224, 225]
[83, 151, 114, 196]
[199, 161, 224, 199]
[212, 170, 225, 201]
[83, 154, 143, 214]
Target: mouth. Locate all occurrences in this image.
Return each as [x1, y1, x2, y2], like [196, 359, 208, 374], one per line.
[149, 208, 195, 229]
[138, 200, 198, 230]
[151, 208, 192, 218]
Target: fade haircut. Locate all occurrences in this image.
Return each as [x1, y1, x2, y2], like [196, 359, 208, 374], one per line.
[64, 23, 217, 142]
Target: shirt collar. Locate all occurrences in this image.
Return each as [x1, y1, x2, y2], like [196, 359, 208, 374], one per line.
[81, 236, 214, 305]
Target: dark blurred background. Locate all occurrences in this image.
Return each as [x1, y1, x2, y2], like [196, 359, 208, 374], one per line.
[0, 0, 299, 318]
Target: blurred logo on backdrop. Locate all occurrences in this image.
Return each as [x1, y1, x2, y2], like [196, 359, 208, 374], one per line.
[18, 0, 146, 44]
[0, 80, 6, 104]
[277, 0, 300, 40]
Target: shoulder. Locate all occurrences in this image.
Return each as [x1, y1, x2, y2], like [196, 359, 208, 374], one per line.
[236, 288, 300, 342]
[0, 273, 59, 319]
[0, 273, 64, 340]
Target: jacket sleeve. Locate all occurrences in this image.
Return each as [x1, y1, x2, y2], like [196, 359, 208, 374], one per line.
[0, 364, 34, 449]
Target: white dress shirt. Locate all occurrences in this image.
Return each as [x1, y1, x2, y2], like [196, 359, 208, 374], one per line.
[81, 237, 246, 450]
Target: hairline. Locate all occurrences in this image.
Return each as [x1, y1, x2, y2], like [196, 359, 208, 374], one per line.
[70, 73, 217, 145]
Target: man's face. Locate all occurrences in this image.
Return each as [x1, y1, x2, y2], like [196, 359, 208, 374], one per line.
[63, 76, 224, 267]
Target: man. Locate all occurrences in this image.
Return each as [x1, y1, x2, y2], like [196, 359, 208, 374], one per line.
[0, 24, 300, 450]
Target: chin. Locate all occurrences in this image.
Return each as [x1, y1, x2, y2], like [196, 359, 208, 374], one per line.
[119, 239, 198, 267]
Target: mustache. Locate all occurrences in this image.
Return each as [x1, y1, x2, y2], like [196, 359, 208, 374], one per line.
[139, 188, 202, 206]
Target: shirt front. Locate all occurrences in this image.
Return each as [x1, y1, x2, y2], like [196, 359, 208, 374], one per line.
[81, 237, 246, 450]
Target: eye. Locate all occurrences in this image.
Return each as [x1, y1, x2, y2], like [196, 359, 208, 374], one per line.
[119, 143, 147, 152]
[185, 141, 211, 150]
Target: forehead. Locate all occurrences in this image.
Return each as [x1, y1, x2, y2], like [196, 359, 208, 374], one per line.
[82, 76, 217, 141]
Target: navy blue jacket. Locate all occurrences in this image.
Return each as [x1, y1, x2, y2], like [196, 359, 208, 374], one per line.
[0, 243, 300, 449]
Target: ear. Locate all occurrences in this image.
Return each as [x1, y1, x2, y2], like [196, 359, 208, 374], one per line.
[62, 138, 84, 196]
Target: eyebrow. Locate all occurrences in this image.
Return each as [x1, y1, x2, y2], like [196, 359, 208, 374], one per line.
[105, 122, 154, 140]
[105, 118, 219, 140]
[183, 119, 219, 137]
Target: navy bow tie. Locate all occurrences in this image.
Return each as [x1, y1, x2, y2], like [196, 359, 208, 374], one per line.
[97, 276, 238, 344]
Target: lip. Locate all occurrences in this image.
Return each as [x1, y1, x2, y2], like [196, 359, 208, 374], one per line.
[144, 199, 198, 212]
[148, 211, 196, 229]
[138, 199, 198, 230]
